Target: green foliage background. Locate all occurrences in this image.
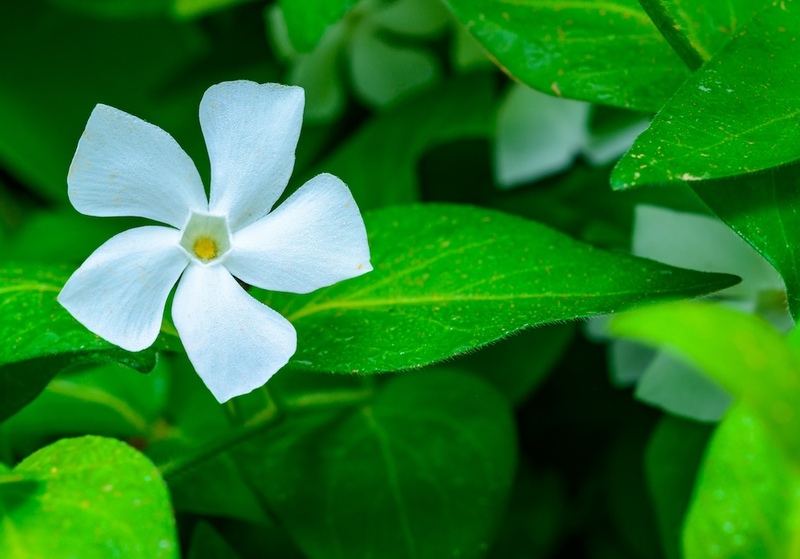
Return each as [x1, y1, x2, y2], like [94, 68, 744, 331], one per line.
[1, 0, 799, 557]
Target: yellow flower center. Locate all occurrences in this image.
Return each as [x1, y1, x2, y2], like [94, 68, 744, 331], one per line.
[193, 237, 218, 260]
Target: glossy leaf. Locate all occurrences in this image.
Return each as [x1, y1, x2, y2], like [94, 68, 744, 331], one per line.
[443, 0, 689, 111]
[0, 264, 156, 423]
[610, 302, 800, 463]
[692, 166, 800, 320]
[684, 404, 800, 558]
[645, 416, 714, 559]
[260, 204, 739, 374]
[233, 369, 517, 559]
[612, 2, 800, 188]
[638, 0, 769, 69]
[0, 436, 177, 558]
[311, 74, 494, 211]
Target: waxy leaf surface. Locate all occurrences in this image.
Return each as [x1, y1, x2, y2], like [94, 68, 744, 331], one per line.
[278, 0, 354, 52]
[443, 0, 689, 110]
[612, 2, 800, 188]
[260, 204, 739, 373]
[638, 0, 769, 69]
[0, 436, 177, 558]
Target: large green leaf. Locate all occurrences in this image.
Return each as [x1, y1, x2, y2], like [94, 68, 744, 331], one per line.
[232, 369, 517, 559]
[692, 166, 800, 320]
[637, 0, 769, 69]
[0, 436, 177, 558]
[612, 2, 800, 188]
[259, 204, 739, 374]
[610, 302, 800, 464]
[0, 264, 156, 423]
[310, 73, 495, 211]
[443, 0, 689, 111]
[684, 404, 800, 558]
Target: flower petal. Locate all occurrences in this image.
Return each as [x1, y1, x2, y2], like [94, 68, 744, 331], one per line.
[635, 351, 732, 422]
[226, 173, 372, 294]
[495, 84, 590, 188]
[58, 226, 189, 352]
[172, 264, 297, 403]
[201, 81, 305, 231]
[68, 104, 207, 228]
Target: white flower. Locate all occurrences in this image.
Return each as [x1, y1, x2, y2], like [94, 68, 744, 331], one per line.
[58, 81, 372, 403]
[495, 84, 650, 188]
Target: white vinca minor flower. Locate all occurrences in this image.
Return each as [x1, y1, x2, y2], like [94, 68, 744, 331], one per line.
[58, 81, 372, 403]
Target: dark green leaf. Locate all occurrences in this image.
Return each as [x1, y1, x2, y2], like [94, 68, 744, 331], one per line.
[645, 416, 714, 559]
[233, 369, 517, 559]
[637, 0, 769, 70]
[0, 1, 203, 201]
[0, 264, 156, 423]
[0, 436, 177, 558]
[612, 2, 800, 188]
[610, 302, 800, 464]
[311, 73, 494, 211]
[188, 523, 242, 559]
[684, 404, 800, 558]
[443, 0, 689, 111]
[260, 204, 739, 374]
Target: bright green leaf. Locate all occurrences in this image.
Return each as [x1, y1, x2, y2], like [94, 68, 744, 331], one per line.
[233, 369, 517, 559]
[645, 416, 714, 559]
[638, 0, 769, 69]
[260, 204, 739, 374]
[0, 436, 177, 558]
[684, 404, 800, 558]
[0, 264, 156, 423]
[612, 2, 800, 189]
[610, 302, 800, 464]
[443, 0, 689, 111]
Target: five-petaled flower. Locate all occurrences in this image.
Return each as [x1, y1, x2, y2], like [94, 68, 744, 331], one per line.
[58, 81, 372, 403]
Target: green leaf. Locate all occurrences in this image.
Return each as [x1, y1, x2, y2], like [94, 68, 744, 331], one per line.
[0, 264, 156, 423]
[310, 73, 494, 211]
[172, 0, 253, 18]
[645, 416, 714, 559]
[692, 166, 800, 320]
[4, 359, 170, 457]
[612, 2, 800, 189]
[0, 436, 177, 558]
[233, 369, 517, 559]
[443, 0, 689, 111]
[637, 0, 769, 69]
[683, 404, 800, 558]
[260, 204, 739, 374]
[278, 0, 355, 52]
[610, 302, 800, 464]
